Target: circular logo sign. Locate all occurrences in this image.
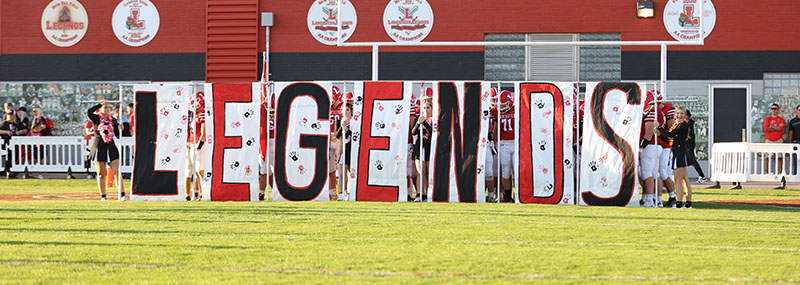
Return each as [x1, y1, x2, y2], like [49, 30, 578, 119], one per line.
[112, 0, 160, 47]
[383, 0, 434, 42]
[307, 0, 357, 45]
[663, 0, 716, 41]
[41, 0, 88, 47]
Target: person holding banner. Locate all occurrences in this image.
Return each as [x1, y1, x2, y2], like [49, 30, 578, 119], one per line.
[407, 95, 420, 201]
[411, 100, 433, 202]
[638, 95, 660, 208]
[259, 92, 275, 201]
[334, 101, 354, 201]
[658, 107, 694, 208]
[87, 100, 124, 201]
[328, 88, 343, 201]
[497, 90, 515, 203]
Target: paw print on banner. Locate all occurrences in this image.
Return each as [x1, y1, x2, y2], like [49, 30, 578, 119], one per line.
[540, 128, 550, 135]
[600, 176, 609, 187]
[535, 99, 545, 109]
[622, 116, 632, 126]
[612, 106, 620, 114]
[245, 137, 255, 147]
[230, 161, 240, 170]
[204, 172, 212, 181]
[355, 96, 363, 105]
[542, 110, 553, 118]
[374, 160, 384, 171]
[175, 128, 183, 138]
[539, 140, 547, 151]
[298, 118, 308, 127]
[230, 121, 241, 129]
[562, 197, 569, 204]
[244, 109, 255, 118]
[589, 161, 598, 172]
[374, 122, 386, 129]
[298, 165, 306, 175]
[350, 171, 356, 179]
[477, 164, 484, 174]
[543, 183, 554, 193]
[538, 165, 549, 174]
[598, 154, 608, 164]
[310, 122, 322, 130]
[172, 147, 180, 153]
[176, 87, 184, 97]
[181, 115, 188, 125]
[159, 107, 169, 117]
[482, 110, 490, 119]
[395, 104, 403, 115]
[173, 103, 180, 110]
[161, 156, 172, 165]
[245, 165, 252, 176]
[564, 159, 572, 169]
[395, 154, 402, 166]
[352, 132, 360, 142]
[289, 151, 299, 161]
[353, 112, 361, 121]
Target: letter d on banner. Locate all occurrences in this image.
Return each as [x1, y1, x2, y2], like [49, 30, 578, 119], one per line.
[272, 82, 331, 201]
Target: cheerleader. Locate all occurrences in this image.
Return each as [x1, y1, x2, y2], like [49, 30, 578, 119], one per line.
[657, 107, 693, 208]
[87, 100, 124, 201]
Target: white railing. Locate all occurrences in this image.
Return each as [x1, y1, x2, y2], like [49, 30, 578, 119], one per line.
[711, 142, 800, 183]
[5, 136, 134, 174]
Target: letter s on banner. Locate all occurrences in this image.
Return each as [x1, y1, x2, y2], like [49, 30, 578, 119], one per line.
[206, 83, 260, 201]
[131, 83, 190, 201]
[578, 82, 643, 207]
[272, 82, 331, 201]
[516, 82, 575, 205]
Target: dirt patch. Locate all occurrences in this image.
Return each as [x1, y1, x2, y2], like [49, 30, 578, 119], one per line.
[708, 199, 800, 208]
[0, 193, 109, 201]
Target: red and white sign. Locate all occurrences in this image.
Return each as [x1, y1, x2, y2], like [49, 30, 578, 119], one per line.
[112, 0, 160, 47]
[307, 0, 357, 45]
[663, 0, 716, 41]
[41, 0, 88, 47]
[383, 0, 434, 42]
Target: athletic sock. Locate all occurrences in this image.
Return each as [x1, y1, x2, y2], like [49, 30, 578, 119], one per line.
[668, 192, 676, 198]
[259, 190, 265, 195]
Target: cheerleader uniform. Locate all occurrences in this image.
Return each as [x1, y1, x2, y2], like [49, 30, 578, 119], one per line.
[658, 120, 694, 169]
[87, 104, 120, 163]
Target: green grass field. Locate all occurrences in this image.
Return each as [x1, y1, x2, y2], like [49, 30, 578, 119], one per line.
[1, 180, 800, 283]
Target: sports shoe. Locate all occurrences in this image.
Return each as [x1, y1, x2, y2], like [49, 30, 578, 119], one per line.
[38, 174, 44, 179]
[186, 195, 191, 201]
[101, 195, 107, 201]
[641, 199, 655, 208]
[119, 193, 127, 201]
[684, 201, 692, 209]
[675, 201, 683, 208]
[696, 177, 709, 184]
[656, 201, 663, 208]
[666, 197, 677, 208]
[259, 193, 266, 201]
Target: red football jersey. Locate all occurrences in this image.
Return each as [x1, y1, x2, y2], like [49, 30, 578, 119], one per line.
[498, 109, 515, 141]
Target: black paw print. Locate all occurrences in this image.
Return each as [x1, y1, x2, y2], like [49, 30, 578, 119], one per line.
[205, 172, 212, 180]
[244, 109, 255, 118]
[589, 161, 598, 172]
[173, 103, 180, 109]
[161, 156, 171, 165]
[535, 99, 545, 109]
[395, 105, 403, 115]
[289, 151, 299, 161]
[564, 159, 572, 168]
[230, 161, 240, 170]
[622, 116, 632, 125]
[352, 132, 360, 142]
[483, 110, 490, 119]
[175, 128, 183, 135]
[477, 165, 484, 174]
[245, 137, 255, 146]
[374, 160, 384, 170]
[374, 122, 386, 129]
[539, 140, 547, 151]
[311, 122, 322, 130]
[544, 183, 554, 192]
[355, 96, 363, 105]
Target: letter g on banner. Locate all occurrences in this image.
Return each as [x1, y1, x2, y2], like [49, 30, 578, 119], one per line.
[273, 82, 331, 201]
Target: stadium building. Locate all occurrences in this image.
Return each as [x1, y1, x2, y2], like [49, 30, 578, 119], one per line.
[1, 0, 800, 169]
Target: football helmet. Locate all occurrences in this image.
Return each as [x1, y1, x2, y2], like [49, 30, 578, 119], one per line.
[498, 90, 513, 113]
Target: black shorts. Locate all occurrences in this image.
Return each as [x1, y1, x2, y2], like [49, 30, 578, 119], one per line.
[93, 143, 120, 163]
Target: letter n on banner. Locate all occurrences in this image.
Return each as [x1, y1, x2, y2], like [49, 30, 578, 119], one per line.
[131, 83, 190, 201]
[348, 81, 410, 202]
[515, 82, 576, 205]
[272, 82, 331, 201]
[201, 83, 260, 201]
[429, 82, 490, 203]
[578, 82, 644, 207]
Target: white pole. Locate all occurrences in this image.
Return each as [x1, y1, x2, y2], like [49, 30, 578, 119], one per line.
[117, 84, 125, 200]
[372, 45, 379, 81]
[495, 81, 501, 203]
[265, 26, 270, 82]
[337, 0, 343, 46]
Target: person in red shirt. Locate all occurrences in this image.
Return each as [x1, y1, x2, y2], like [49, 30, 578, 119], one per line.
[258, 90, 276, 201]
[638, 94, 660, 207]
[764, 103, 786, 188]
[496, 90, 515, 203]
[655, 97, 677, 208]
[328, 86, 344, 201]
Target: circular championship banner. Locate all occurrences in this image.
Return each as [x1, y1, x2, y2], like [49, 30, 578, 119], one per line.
[383, 0, 434, 42]
[112, 0, 160, 47]
[307, 0, 357, 45]
[41, 0, 88, 47]
[663, 0, 716, 41]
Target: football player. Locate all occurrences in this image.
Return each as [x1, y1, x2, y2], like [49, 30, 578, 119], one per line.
[258, 88, 275, 201]
[497, 89, 515, 203]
